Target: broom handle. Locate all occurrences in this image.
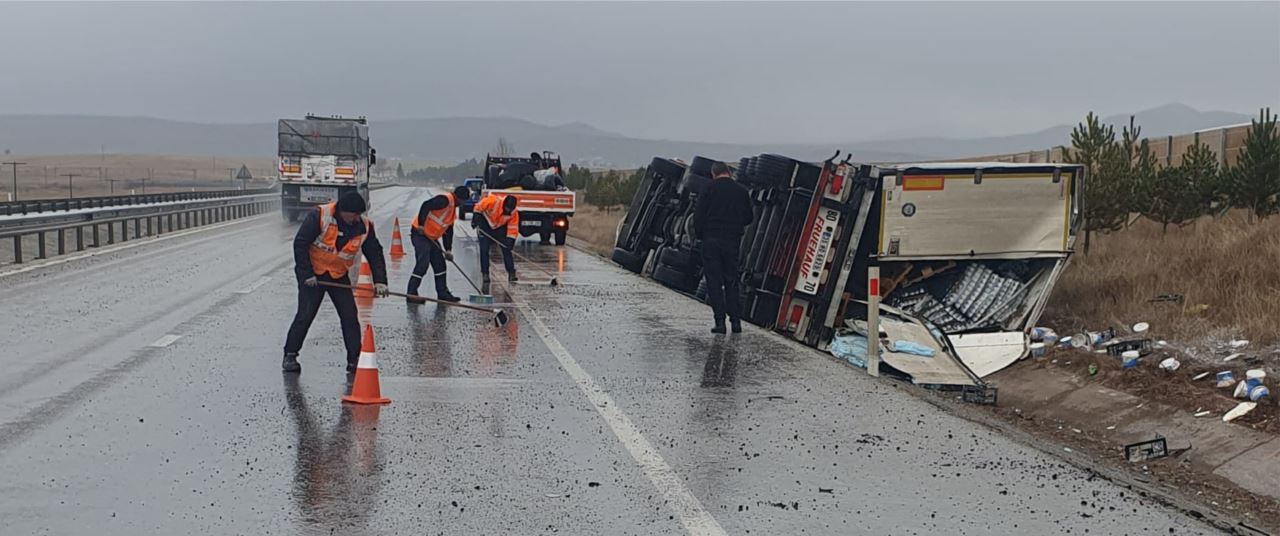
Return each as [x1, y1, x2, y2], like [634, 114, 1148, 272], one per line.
[316, 280, 499, 315]
[426, 235, 483, 294]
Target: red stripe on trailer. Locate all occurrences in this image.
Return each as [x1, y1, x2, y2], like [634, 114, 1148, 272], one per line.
[869, 277, 879, 297]
[789, 304, 804, 328]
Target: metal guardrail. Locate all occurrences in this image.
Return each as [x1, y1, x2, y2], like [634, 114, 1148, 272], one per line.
[0, 194, 279, 265]
[0, 188, 277, 217]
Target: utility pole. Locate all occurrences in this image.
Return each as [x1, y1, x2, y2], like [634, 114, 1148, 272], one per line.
[103, 177, 122, 194]
[2, 161, 26, 201]
[62, 173, 82, 199]
[226, 167, 237, 188]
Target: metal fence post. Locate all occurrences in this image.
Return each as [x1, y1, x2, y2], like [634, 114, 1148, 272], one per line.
[13, 235, 22, 264]
[57, 229, 65, 255]
[92, 224, 100, 247]
[37, 231, 46, 259]
[76, 226, 84, 251]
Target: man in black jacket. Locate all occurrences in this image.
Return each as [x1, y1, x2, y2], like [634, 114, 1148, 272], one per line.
[693, 162, 754, 334]
[282, 192, 389, 374]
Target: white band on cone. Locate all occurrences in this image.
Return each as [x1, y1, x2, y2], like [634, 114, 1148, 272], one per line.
[357, 351, 378, 369]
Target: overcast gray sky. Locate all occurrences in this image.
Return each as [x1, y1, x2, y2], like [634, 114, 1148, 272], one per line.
[1, 1, 1276, 143]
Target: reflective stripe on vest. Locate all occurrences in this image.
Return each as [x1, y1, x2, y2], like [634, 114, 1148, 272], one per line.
[413, 193, 456, 240]
[309, 202, 370, 278]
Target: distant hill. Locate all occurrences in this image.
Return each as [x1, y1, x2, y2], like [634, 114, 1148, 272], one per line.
[0, 103, 1255, 167]
[846, 103, 1254, 159]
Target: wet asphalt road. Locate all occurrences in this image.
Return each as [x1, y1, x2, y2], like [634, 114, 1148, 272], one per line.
[0, 187, 1220, 535]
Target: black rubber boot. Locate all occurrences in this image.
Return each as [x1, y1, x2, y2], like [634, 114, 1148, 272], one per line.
[282, 352, 301, 373]
[711, 321, 727, 335]
[438, 293, 462, 303]
[507, 272, 519, 283]
[731, 319, 743, 334]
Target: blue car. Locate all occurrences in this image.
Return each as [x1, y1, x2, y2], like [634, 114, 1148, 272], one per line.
[457, 177, 484, 219]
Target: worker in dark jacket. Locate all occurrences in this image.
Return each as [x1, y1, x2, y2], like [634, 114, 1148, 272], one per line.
[283, 192, 389, 374]
[407, 186, 470, 303]
[693, 162, 754, 334]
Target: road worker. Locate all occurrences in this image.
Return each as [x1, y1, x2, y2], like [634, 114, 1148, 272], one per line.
[407, 186, 470, 303]
[472, 193, 519, 283]
[693, 161, 754, 334]
[282, 192, 389, 374]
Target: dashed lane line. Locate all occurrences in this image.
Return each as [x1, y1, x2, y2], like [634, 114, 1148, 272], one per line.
[511, 295, 728, 536]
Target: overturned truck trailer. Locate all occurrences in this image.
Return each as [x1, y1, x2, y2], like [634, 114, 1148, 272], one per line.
[613, 154, 1083, 387]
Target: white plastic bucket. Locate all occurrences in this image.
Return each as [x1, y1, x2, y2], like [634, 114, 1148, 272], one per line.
[1122, 350, 1140, 368]
[1132, 322, 1150, 334]
[1030, 342, 1046, 357]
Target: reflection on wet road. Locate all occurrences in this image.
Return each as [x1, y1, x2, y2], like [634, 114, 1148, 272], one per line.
[0, 187, 1220, 535]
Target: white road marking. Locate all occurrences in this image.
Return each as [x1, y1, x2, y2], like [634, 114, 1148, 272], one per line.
[234, 276, 272, 294]
[512, 298, 727, 536]
[0, 214, 272, 279]
[148, 334, 182, 348]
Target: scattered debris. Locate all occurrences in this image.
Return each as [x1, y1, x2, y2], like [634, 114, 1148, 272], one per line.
[1148, 293, 1184, 304]
[818, 488, 834, 494]
[1194, 411, 1212, 418]
[1229, 340, 1250, 349]
[1225, 353, 1243, 362]
[1125, 437, 1168, 462]
[1106, 425, 1116, 430]
[1131, 322, 1150, 334]
[1121, 351, 1140, 369]
[1192, 372, 1210, 381]
[1088, 364, 1099, 376]
[588, 482, 601, 488]
[1159, 358, 1180, 372]
[1223, 402, 1257, 423]
[1106, 339, 1153, 357]
[1216, 371, 1236, 388]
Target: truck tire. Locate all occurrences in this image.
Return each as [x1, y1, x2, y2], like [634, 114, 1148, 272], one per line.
[649, 157, 687, 185]
[539, 230, 552, 244]
[658, 247, 697, 271]
[688, 156, 716, 178]
[680, 173, 710, 197]
[612, 248, 646, 273]
[554, 229, 567, 246]
[653, 263, 697, 293]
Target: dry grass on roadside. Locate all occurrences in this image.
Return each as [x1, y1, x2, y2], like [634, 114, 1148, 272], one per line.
[1044, 211, 1280, 348]
[568, 204, 625, 256]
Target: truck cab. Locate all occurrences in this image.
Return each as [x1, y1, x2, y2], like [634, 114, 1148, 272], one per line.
[277, 115, 374, 222]
[457, 177, 485, 220]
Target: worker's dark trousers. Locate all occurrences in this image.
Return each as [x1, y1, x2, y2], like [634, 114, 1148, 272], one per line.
[700, 236, 743, 324]
[283, 273, 361, 365]
[408, 232, 449, 297]
[478, 223, 515, 276]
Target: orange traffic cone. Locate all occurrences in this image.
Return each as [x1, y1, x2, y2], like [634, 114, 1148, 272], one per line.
[343, 325, 391, 405]
[354, 259, 374, 297]
[389, 218, 407, 257]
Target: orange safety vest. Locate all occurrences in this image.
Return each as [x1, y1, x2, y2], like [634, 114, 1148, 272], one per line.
[476, 194, 519, 238]
[309, 202, 371, 278]
[411, 192, 456, 240]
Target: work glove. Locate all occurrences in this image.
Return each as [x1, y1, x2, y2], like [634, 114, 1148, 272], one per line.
[444, 250, 454, 261]
[470, 218, 480, 229]
[503, 237, 516, 250]
[374, 283, 389, 298]
[303, 276, 318, 287]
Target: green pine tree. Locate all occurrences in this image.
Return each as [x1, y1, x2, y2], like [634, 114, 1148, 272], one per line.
[1064, 112, 1127, 253]
[396, 162, 405, 179]
[1227, 107, 1280, 219]
[1180, 142, 1222, 218]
